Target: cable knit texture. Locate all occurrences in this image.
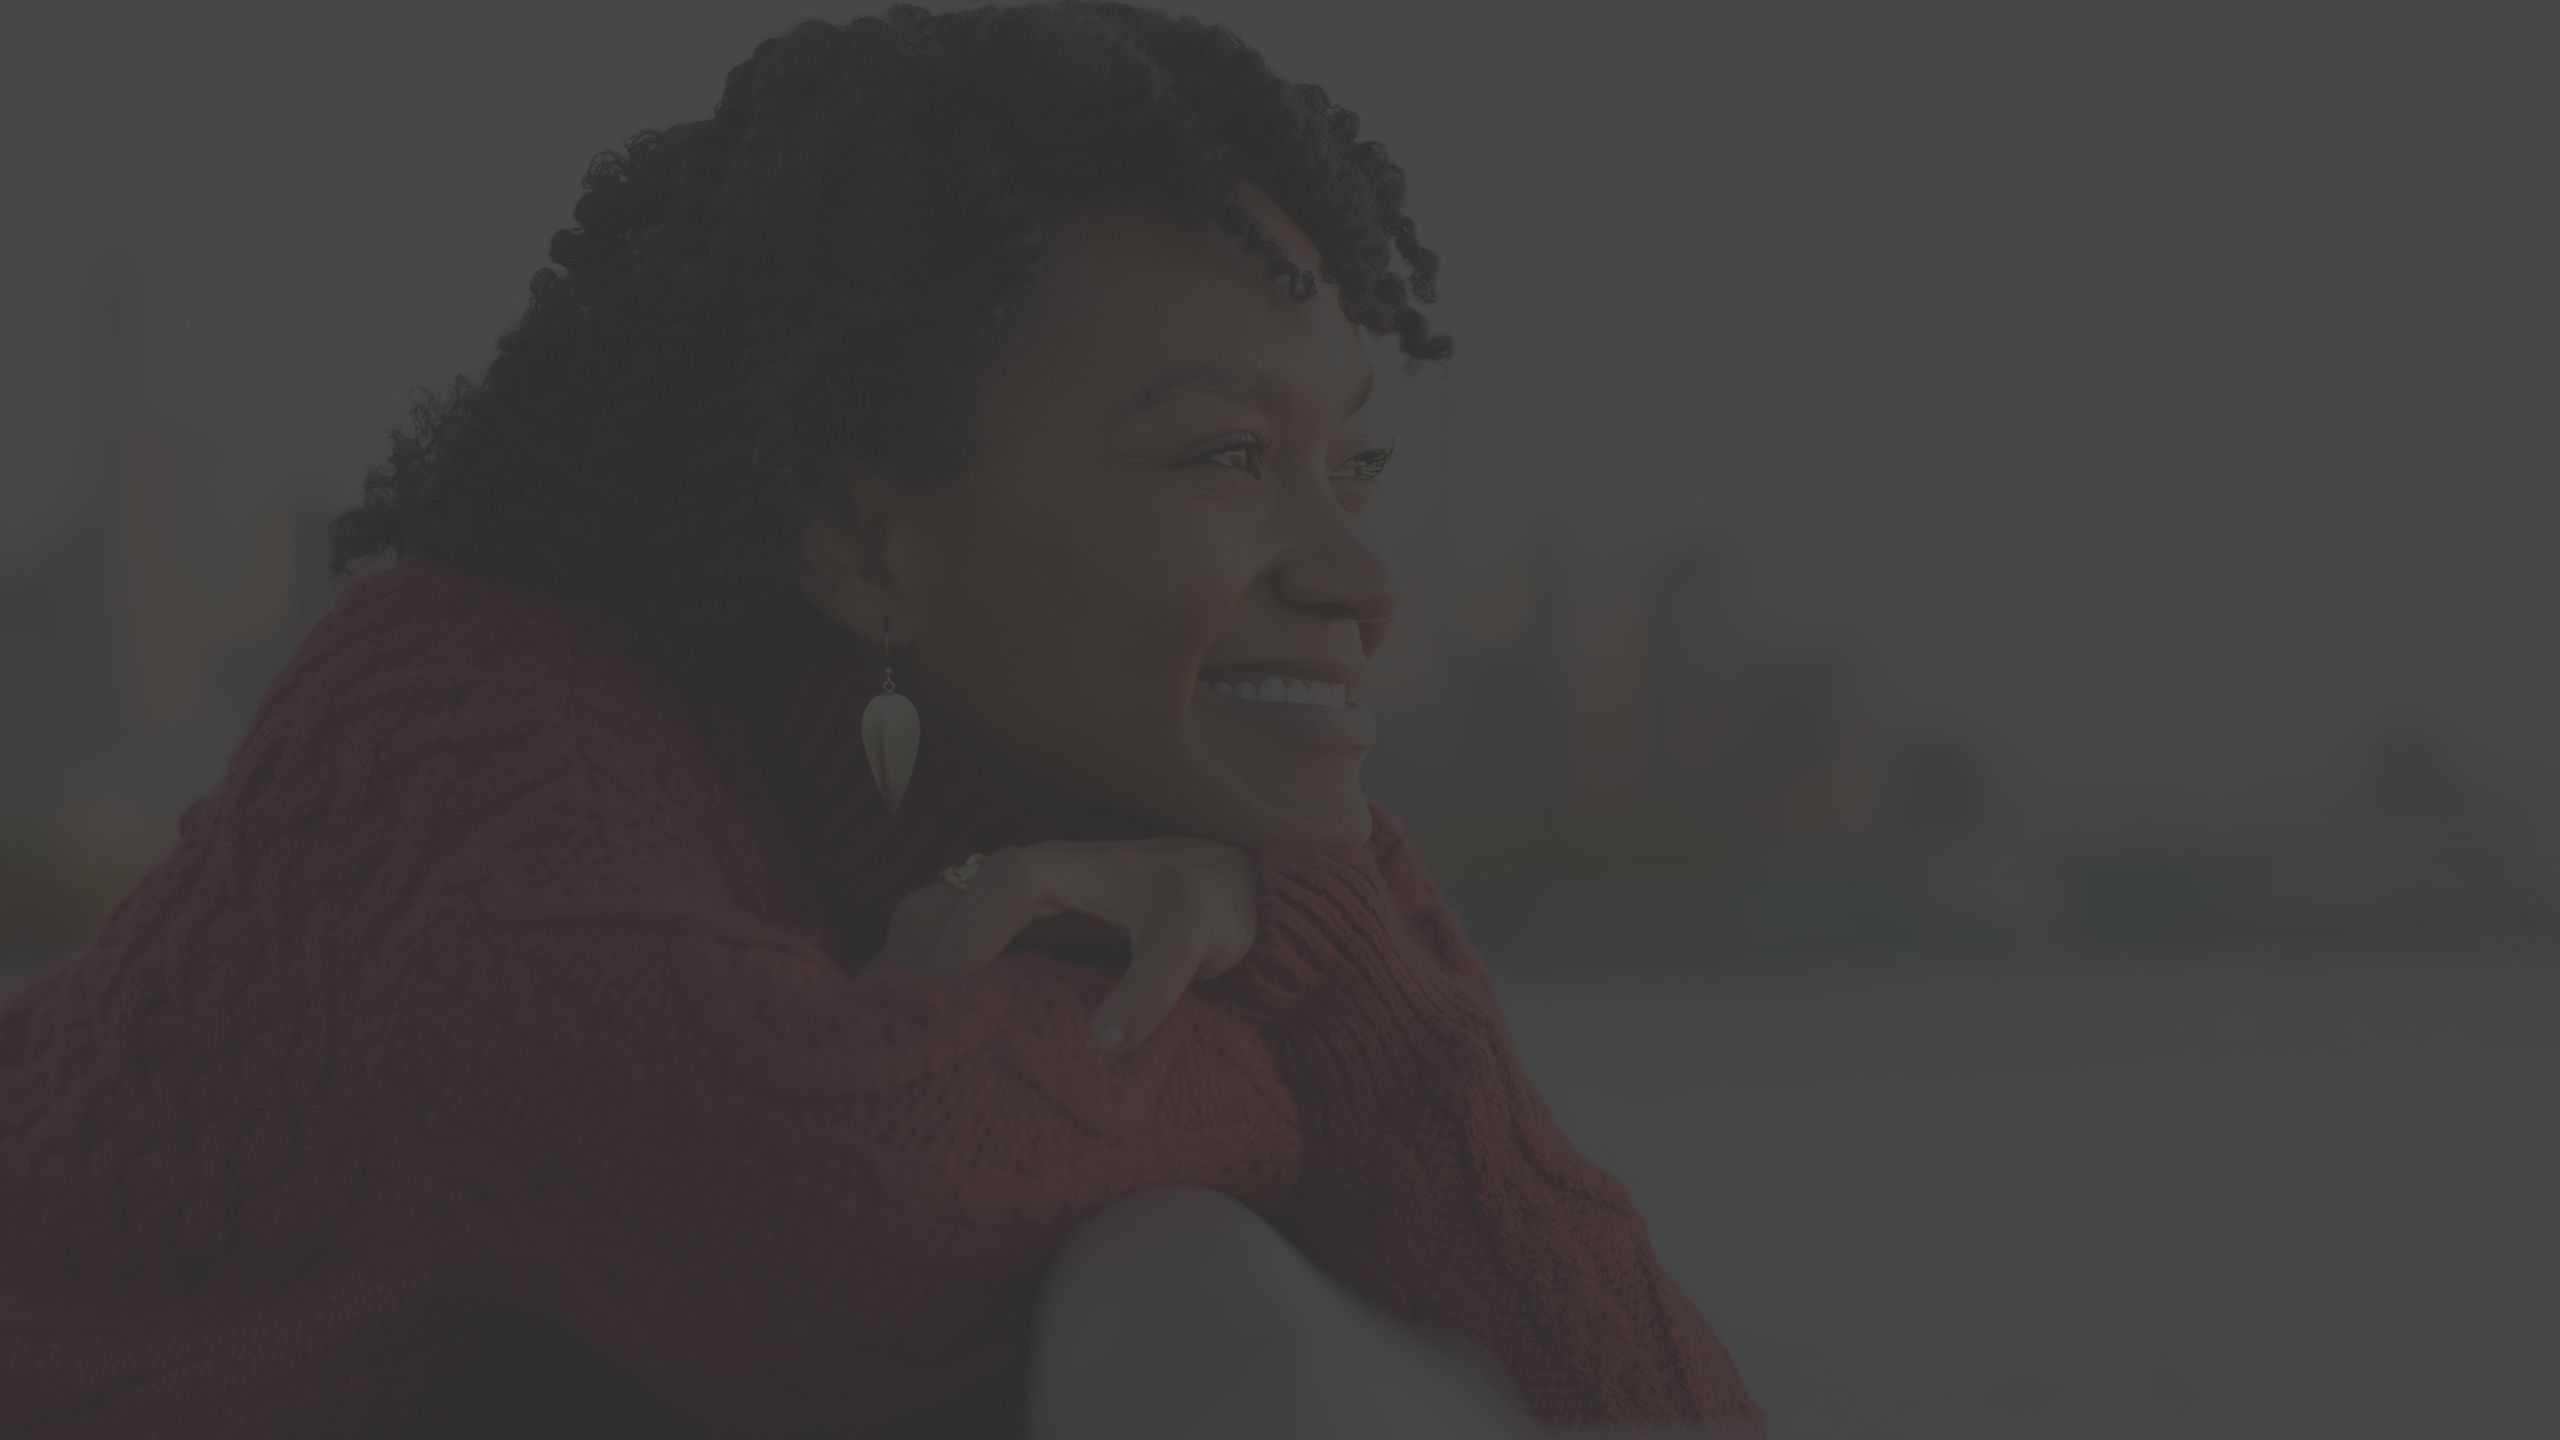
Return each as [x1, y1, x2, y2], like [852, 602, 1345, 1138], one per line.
[0, 559, 1764, 1438]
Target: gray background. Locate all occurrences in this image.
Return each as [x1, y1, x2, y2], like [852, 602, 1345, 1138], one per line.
[3, 4, 2552, 1435]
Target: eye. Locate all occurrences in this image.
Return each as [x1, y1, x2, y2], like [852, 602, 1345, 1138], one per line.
[1339, 439, 1397, 488]
[1192, 433, 1269, 474]
[1187, 434, 1397, 490]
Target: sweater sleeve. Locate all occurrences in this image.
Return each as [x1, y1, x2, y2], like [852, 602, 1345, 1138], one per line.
[250, 595, 1309, 1435]
[365, 896, 1302, 1435]
[1206, 807, 1767, 1437]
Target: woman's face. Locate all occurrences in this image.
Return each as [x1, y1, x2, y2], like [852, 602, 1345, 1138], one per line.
[823, 181, 1400, 847]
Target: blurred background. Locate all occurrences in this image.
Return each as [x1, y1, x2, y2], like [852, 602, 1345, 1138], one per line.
[2, 3, 2553, 1436]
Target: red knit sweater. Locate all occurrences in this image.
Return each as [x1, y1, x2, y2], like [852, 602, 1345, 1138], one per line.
[0, 560, 1764, 1438]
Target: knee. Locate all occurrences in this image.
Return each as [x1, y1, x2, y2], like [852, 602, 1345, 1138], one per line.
[1027, 1188, 1329, 1429]
[1026, 1187, 1539, 1440]
[1033, 1186, 1318, 1356]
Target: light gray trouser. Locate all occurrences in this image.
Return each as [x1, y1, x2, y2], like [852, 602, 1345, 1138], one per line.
[1027, 1186, 1733, 1440]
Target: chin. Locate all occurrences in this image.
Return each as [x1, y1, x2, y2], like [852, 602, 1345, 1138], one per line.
[1160, 739, 1375, 846]
[1317, 798, 1375, 846]
[1241, 787, 1373, 847]
[1153, 779, 1365, 848]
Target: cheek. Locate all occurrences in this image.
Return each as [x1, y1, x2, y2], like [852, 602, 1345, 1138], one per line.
[1097, 567, 1239, 707]
[994, 519, 1250, 682]
[939, 540, 1234, 722]
[1156, 566, 1245, 664]
[928, 490, 1261, 770]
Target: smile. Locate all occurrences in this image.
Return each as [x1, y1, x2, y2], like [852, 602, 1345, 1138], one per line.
[1191, 674, 1377, 751]
[1197, 674, 1351, 707]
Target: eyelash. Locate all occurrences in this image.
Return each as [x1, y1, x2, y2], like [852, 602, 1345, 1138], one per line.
[1192, 434, 1397, 486]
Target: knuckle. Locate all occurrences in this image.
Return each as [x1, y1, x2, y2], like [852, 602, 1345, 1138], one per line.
[1151, 865, 1212, 915]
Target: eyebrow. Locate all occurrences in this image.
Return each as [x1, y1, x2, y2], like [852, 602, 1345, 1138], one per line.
[1113, 360, 1376, 422]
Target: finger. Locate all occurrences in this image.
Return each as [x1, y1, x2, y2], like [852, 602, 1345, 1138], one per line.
[1014, 912, 1129, 949]
[1191, 920, 1255, 980]
[926, 847, 1114, 978]
[1090, 912, 1211, 1055]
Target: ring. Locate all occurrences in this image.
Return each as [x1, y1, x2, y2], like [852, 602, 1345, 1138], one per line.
[939, 853, 986, 893]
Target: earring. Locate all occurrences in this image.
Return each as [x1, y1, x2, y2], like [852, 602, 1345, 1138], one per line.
[861, 615, 920, 814]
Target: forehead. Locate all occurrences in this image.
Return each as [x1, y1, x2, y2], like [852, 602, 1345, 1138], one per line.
[984, 186, 1366, 405]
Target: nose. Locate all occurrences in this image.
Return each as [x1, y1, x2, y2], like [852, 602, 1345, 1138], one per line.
[1272, 497, 1399, 632]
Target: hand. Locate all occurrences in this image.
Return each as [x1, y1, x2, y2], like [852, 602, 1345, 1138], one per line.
[869, 838, 1257, 1054]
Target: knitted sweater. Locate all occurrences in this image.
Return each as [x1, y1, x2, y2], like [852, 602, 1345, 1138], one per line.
[0, 560, 1764, 1438]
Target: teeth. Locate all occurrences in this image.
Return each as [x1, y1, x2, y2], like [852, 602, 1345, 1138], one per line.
[1197, 674, 1352, 707]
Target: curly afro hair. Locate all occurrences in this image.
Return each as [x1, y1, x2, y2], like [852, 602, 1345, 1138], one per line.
[327, 0, 1454, 675]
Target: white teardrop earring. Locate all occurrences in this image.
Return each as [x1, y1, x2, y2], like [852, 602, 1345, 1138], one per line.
[860, 617, 920, 814]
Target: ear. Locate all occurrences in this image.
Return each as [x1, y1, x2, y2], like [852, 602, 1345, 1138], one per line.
[798, 464, 928, 646]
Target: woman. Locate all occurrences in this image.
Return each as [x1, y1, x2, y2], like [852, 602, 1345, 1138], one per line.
[0, 3, 1765, 1435]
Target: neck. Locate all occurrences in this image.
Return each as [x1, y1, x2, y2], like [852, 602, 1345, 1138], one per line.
[708, 595, 1078, 962]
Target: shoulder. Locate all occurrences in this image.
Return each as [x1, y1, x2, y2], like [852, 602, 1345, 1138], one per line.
[215, 561, 750, 910]
[262, 559, 646, 728]
[236, 560, 684, 811]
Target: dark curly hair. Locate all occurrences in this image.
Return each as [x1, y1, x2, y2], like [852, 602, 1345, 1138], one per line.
[327, 0, 1454, 675]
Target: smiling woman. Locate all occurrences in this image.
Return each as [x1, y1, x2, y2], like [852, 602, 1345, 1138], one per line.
[791, 181, 1403, 848]
[0, 3, 1763, 1437]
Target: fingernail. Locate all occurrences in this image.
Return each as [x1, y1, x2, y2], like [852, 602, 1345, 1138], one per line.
[1092, 1016, 1126, 1053]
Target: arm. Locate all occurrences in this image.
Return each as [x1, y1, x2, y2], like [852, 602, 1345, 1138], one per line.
[1207, 808, 1767, 1437]
[243, 613, 1306, 1433]
[363, 896, 1304, 1434]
